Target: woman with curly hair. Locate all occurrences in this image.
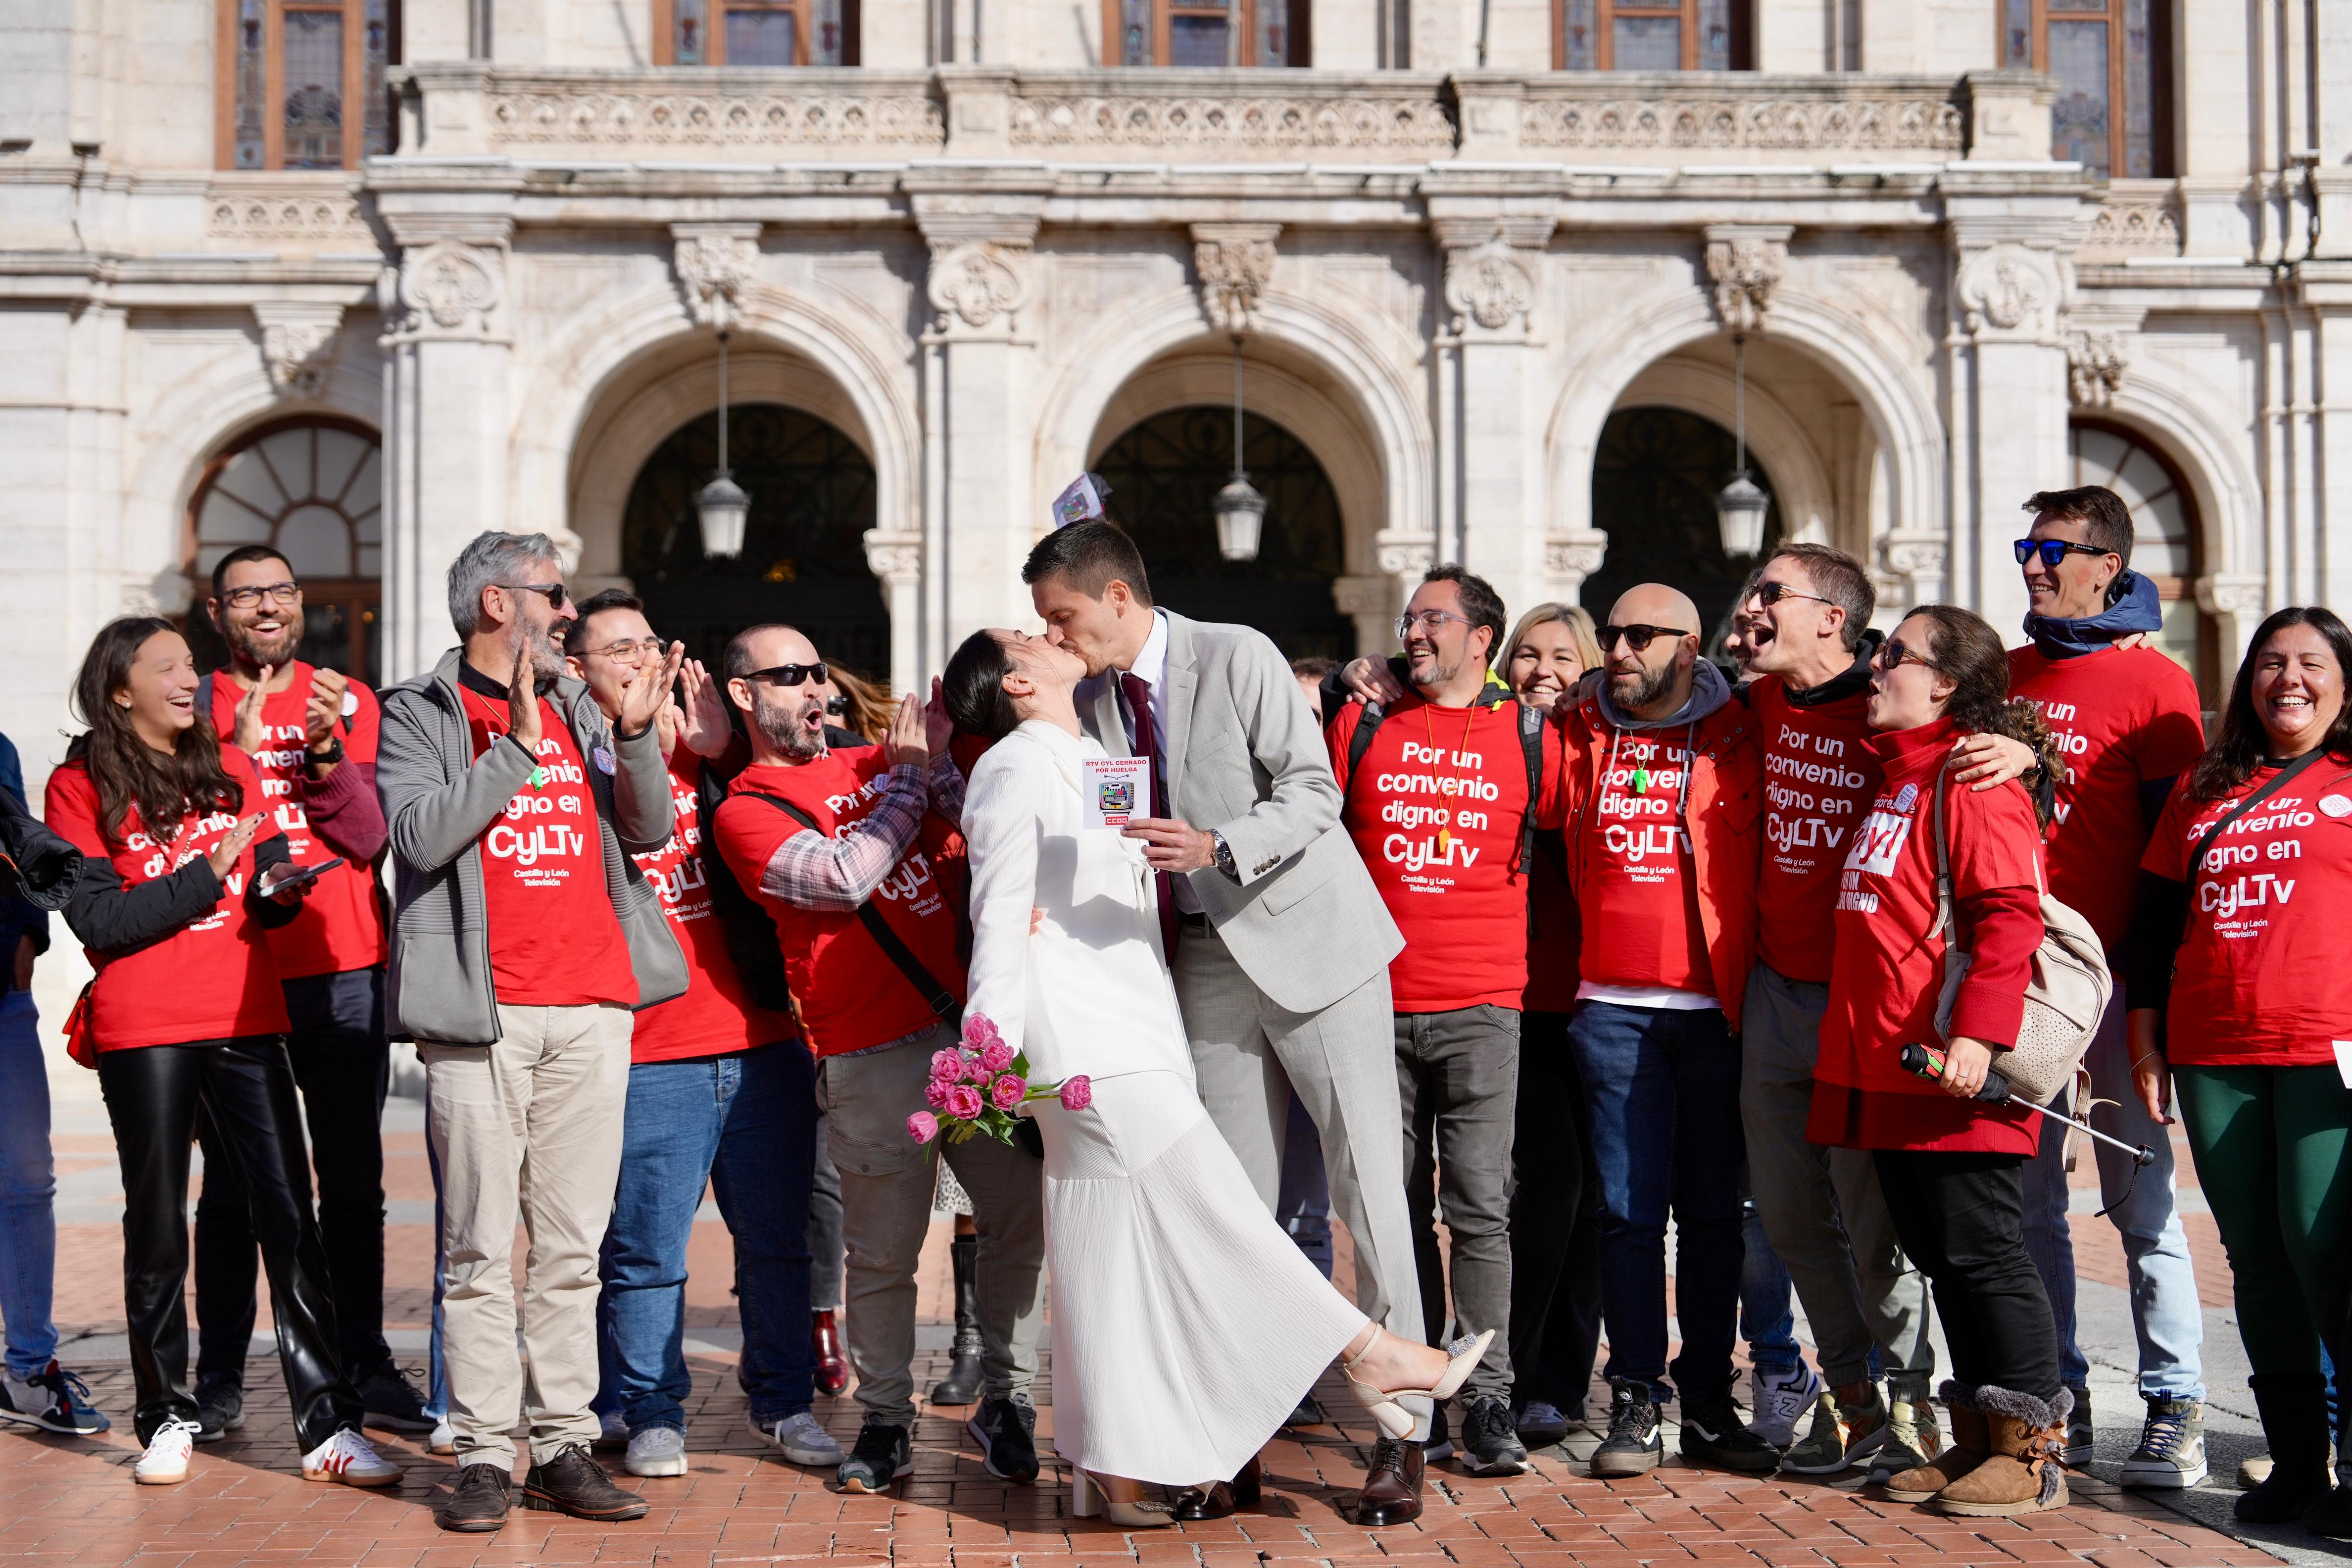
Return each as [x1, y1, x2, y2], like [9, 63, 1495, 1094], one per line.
[1807, 603, 2072, 1517]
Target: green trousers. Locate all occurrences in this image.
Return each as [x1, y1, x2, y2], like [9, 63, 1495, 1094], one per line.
[2173, 1062, 2352, 1385]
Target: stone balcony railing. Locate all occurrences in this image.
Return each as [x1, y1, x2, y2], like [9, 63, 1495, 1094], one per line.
[390, 62, 2056, 168]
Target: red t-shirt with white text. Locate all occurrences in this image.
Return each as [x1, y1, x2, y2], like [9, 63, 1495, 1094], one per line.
[1750, 674, 1881, 985]
[459, 686, 637, 1009]
[205, 665, 388, 980]
[2141, 759, 2352, 1067]
[44, 751, 292, 1050]
[2008, 645, 2206, 951]
[1573, 721, 1714, 996]
[629, 749, 797, 1063]
[1328, 693, 1564, 1012]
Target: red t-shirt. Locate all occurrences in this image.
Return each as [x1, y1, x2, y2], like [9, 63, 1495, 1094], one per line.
[2009, 645, 2206, 952]
[1329, 693, 1565, 1012]
[713, 745, 967, 1059]
[205, 665, 388, 980]
[1523, 831, 1581, 1014]
[1750, 674, 1881, 985]
[44, 751, 292, 1050]
[628, 749, 797, 1063]
[1812, 719, 2043, 1155]
[459, 686, 637, 1009]
[1571, 720, 1714, 996]
[2141, 758, 2352, 1067]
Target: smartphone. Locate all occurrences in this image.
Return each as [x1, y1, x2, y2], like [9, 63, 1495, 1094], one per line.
[260, 855, 345, 897]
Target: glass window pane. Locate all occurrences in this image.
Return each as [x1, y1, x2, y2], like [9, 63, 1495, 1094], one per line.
[1697, 0, 1729, 68]
[278, 504, 353, 578]
[1564, 0, 1596, 68]
[811, 0, 844, 63]
[2004, 0, 2032, 65]
[316, 427, 370, 502]
[2152, 593, 2200, 681]
[2122, 0, 2155, 177]
[727, 7, 796, 63]
[1121, 0, 1150, 64]
[363, 0, 392, 157]
[265, 427, 316, 501]
[2049, 0, 2106, 10]
[283, 8, 345, 169]
[676, 0, 708, 61]
[235, 0, 267, 168]
[208, 449, 289, 522]
[1256, 0, 1290, 66]
[1613, 14, 1681, 69]
[1170, 13, 1230, 64]
[2049, 19, 2111, 175]
[2070, 427, 2129, 486]
[357, 544, 382, 577]
[198, 492, 274, 546]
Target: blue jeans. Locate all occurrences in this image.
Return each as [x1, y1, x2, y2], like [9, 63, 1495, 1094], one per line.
[1569, 1001, 1746, 1406]
[595, 1043, 820, 1431]
[1741, 1201, 1802, 1378]
[2020, 987, 2205, 1400]
[1275, 1089, 1333, 1278]
[0, 991, 56, 1379]
[424, 1129, 449, 1424]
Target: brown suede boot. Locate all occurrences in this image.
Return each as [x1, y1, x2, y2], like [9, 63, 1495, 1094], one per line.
[1934, 1386, 2070, 1517]
[1883, 1383, 1986, 1504]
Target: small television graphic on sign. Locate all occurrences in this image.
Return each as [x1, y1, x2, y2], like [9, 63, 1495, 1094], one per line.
[1080, 757, 1151, 830]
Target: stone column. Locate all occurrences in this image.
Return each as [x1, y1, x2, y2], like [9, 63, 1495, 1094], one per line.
[1432, 213, 1553, 625]
[378, 216, 516, 684]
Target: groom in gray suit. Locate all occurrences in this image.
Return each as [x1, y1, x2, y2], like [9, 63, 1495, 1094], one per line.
[1024, 521, 1436, 1523]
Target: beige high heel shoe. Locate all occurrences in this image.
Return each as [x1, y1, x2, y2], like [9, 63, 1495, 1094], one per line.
[1342, 1327, 1496, 1439]
[1071, 1468, 1176, 1528]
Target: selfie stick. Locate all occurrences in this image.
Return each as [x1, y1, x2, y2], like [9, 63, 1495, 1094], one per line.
[1897, 1043, 2155, 1169]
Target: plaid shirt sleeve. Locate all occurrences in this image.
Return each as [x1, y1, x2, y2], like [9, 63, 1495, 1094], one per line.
[927, 751, 966, 822]
[756, 763, 930, 912]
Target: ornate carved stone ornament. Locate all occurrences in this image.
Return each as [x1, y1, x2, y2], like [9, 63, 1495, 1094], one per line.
[2196, 574, 2265, 618]
[206, 176, 372, 246]
[486, 80, 945, 152]
[1704, 224, 1791, 336]
[1882, 535, 1950, 606]
[862, 531, 924, 583]
[1956, 244, 2058, 337]
[1516, 86, 1962, 153]
[1543, 532, 1608, 583]
[2065, 330, 2129, 407]
[1007, 90, 1456, 159]
[1441, 232, 1539, 335]
[673, 222, 762, 333]
[1192, 224, 1281, 335]
[390, 241, 502, 339]
[1375, 537, 1436, 578]
[926, 240, 1030, 333]
[251, 302, 345, 394]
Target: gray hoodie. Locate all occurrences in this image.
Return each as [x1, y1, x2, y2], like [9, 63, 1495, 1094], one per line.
[1597, 654, 1737, 733]
[377, 648, 687, 1045]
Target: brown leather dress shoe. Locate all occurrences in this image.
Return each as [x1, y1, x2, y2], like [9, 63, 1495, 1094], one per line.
[437, 1463, 512, 1532]
[813, 1312, 849, 1397]
[1354, 1434, 1424, 1526]
[1173, 1454, 1263, 1520]
[519, 1444, 650, 1520]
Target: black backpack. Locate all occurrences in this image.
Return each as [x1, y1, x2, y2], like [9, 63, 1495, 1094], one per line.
[1334, 663, 1546, 877]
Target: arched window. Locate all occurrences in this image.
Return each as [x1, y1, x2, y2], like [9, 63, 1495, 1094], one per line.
[1559, 0, 1750, 69]
[184, 416, 383, 681]
[2000, 0, 2172, 177]
[655, 0, 858, 62]
[218, 0, 399, 169]
[2067, 419, 2208, 697]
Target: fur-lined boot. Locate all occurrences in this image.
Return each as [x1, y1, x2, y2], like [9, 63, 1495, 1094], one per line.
[1934, 1385, 2070, 1517]
[1882, 1382, 1986, 1504]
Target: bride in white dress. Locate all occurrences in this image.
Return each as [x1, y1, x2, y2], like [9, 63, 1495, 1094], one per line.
[943, 627, 1488, 1524]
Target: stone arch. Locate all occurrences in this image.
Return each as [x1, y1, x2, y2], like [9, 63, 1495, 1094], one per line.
[1609, 354, 1840, 551]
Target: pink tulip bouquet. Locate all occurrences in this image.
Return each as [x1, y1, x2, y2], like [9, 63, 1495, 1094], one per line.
[906, 1013, 1092, 1148]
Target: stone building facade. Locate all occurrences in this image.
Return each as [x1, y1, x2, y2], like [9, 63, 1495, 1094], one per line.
[3, 0, 2349, 780]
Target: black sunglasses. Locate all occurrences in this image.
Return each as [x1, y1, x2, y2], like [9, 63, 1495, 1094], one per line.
[1874, 637, 1940, 674]
[2013, 539, 2115, 569]
[499, 582, 569, 610]
[1748, 581, 1833, 610]
[743, 662, 830, 688]
[1600, 623, 1693, 653]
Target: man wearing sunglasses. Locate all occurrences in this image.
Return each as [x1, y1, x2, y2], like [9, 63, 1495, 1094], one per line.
[380, 531, 687, 1532]
[1555, 583, 1771, 1479]
[710, 624, 1047, 1498]
[2006, 487, 2210, 1486]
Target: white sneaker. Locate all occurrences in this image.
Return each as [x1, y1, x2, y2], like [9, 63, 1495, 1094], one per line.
[1750, 1363, 1822, 1450]
[753, 1410, 845, 1467]
[301, 1426, 401, 1487]
[625, 1425, 688, 1477]
[133, 1418, 201, 1485]
[426, 1417, 456, 1456]
[596, 1409, 630, 1449]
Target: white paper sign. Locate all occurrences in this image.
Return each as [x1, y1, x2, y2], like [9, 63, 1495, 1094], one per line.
[1080, 756, 1151, 830]
[2334, 1040, 2352, 1090]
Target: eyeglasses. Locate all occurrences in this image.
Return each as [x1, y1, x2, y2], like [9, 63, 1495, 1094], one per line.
[2013, 538, 2115, 570]
[1395, 610, 1466, 640]
[743, 662, 829, 688]
[218, 581, 300, 610]
[1748, 581, 1833, 611]
[578, 637, 663, 664]
[1874, 637, 1941, 674]
[1600, 623, 1694, 653]
[498, 582, 569, 610]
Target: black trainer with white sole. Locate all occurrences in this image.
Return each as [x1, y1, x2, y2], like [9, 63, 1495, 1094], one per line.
[1678, 1394, 1783, 1473]
[1591, 1377, 1663, 1477]
[838, 1421, 914, 1494]
[195, 1384, 245, 1444]
[967, 1393, 1039, 1483]
[1458, 1397, 1529, 1475]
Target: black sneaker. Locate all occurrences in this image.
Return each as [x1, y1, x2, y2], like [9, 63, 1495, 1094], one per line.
[966, 1392, 1039, 1484]
[0, 1359, 110, 1435]
[519, 1443, 649, 1520]
[1421, 1402, 1455, 1464]
[837, 1421, 913, 1494]
[437, 1462, 513, 1532]
[1457, 1396, 1529, 1476]
[1514, 1399, 1571, 1451]
[1678, 1393, 1783, 1473]
[358, 1364, 434, 1435]
[1284, 1393, 1326, 1427]
[1591, 1377, 1663, 1477]
[195, 1382, 245, 1444]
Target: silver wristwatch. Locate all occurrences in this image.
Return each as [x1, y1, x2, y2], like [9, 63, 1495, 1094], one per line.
[1211, 830, 1238, 878]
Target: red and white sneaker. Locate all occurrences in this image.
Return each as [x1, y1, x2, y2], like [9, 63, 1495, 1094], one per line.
[301, 1426, 401, 1487]
[133, 1418, 200, 1485]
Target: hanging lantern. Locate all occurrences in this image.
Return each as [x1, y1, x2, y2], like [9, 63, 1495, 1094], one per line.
[1215, 335, 1264, 563]
[697, 331, 749, 559]
[1714, 333, 1768, 559]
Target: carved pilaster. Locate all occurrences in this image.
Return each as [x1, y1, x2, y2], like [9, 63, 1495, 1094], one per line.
[862, 531, 924, 585]
[1704, 224, 1793, 336]
[1192, 223, 1281, 335]
[2065, 329, 2129, 407]
[385, 239, 504, 342]
[1542, 532, 1609, 601]
[252, 301, 345, 394]
[672, 221, 762, 333]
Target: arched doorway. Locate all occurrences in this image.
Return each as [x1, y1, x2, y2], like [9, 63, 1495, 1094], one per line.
[1584, 406, 1781, 649]
[183, 415, 384, 681]
[1090, 406, 1353, 659]
[622, 403, 886, 679]
[2066, 418, 2211, 700]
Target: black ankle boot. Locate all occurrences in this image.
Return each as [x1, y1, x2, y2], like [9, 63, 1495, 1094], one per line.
[2238, 1373, 2333, 1524]
[929, 1233, 984, 1406]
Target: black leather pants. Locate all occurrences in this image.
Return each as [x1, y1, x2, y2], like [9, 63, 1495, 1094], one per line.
[96, 1037, 364, 1449]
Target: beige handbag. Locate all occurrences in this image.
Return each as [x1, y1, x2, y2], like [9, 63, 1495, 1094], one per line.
[1926, 762, 2111, 1107]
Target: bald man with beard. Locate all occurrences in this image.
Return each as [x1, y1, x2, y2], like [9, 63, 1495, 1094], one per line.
[1551, 585, 1771, 1478]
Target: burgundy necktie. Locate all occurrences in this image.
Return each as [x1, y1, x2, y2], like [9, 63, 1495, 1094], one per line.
[1121, 672, 1179, 960]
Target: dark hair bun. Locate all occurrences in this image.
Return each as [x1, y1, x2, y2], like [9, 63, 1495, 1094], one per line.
[943, 630, 1021, 741]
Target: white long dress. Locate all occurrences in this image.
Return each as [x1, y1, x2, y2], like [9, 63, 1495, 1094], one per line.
[960, 720, 1366, 1485]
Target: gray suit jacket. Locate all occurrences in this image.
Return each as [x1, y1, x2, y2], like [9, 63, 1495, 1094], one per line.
[1079, 610, 1402, 1014]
